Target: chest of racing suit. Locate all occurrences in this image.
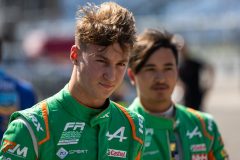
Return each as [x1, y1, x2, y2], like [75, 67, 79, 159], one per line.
[129, 98, 228, 160]
[0, 85, 145, 160]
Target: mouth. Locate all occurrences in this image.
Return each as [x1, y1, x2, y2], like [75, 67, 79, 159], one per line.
[151, 84, 169, 91]
[99, 82, 114, 90]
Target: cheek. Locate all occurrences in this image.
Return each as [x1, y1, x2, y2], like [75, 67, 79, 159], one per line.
[167, 72, 178, 86]
[116, 68, 127, 81]
[136, 75, 151, 88]
[87, 61, 103, 74]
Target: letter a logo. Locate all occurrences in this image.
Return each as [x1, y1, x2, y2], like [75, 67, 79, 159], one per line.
[106, 127, 127, 142]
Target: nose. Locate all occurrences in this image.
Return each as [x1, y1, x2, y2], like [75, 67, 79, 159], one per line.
[154, 71, 165, 83]
[103, 66, 116, 82]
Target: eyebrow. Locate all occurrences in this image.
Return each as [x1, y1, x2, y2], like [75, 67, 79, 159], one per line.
[96, 54, 129, 63]
[119, 59, 129, 63]
[97, 46, 107, 52]
[95, 54, 108, 60]
[164, 63, 174, 67]
[143, 64, 155, 68]
[144, 62, 174, 68]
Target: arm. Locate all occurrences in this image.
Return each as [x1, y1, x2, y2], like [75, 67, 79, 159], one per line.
[0, 118, 37, 160]
[208, 120, 229, 160]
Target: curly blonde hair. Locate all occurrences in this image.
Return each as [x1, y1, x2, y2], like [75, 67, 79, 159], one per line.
[75, 2, 136, 50]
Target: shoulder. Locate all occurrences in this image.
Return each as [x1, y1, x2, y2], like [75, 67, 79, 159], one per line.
[112, 101, 145, 144]
[176, 104, 214, 121]
[0, 100, 52, 159]
[10, 101, 51, 145]
[0, 118, 37, 159]
[127, 98, 143, 114]
[176, 104, 218, 136]
[113, 101, 144, 124]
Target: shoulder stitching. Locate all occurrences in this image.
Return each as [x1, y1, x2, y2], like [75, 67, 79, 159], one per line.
[187, 108, 214, 141]
[114, 102, 143, 145]
[15, 117, 39, 158]
[38, 101, 50, 145]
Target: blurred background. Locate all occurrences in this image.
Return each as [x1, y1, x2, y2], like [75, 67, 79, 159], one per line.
[0, 0, 239, 159]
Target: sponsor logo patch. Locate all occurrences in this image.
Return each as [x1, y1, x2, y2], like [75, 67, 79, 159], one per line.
[191, 144, 206, 152]
[0, 155, 12, 160]
[106, 127, 127, 142]
[29, 115, 44, 132]
[56, 147, 68, 159]
[1, 140, 28, 158]
[58, 122, 85, 145]
[145, 128, 154, 147]
[69, 149, 88, 155]
[56, 148, 88, 159]
[143, 150, 159, 156]
[192, 154, 207, 160]
[108, 149, 127, 158]
[208, 119, 213, 131]
[187, 126, 202, 139]
[99, 112, 110, 118]
[138, 115, 144, 134]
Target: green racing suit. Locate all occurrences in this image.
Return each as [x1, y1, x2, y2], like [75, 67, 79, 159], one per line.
[129, 98, 228, 160]
[0, 85, 145, 160]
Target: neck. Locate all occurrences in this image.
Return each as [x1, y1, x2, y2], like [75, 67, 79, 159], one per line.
[150, 105, 174, 118]
[68, 70, 106, 109]
[140, 98, 173, 113]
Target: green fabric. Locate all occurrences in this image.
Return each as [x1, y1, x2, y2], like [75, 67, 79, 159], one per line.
[0, 85, 145, 160]
[129, 97, 228, 160]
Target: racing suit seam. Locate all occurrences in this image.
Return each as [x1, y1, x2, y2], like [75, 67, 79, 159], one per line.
[187, 108, 214, 141]
[114, 102, 144, 145]
[38, 102, 50, 145]
[15, 117, 39, 158]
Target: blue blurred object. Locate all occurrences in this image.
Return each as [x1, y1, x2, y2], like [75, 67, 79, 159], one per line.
[0, 68, 37, 139]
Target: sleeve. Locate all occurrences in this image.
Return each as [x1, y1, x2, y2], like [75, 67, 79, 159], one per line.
[208, 119, 229, 160]
[0, 119, 37, 160]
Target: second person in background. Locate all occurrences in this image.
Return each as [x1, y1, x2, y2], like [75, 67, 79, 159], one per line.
[127, 29, 228, 160]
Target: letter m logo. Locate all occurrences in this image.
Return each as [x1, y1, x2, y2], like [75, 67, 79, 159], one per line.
[1, 140, 28, 158]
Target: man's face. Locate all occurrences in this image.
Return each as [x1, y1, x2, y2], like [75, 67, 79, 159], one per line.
[75, 42, 129, 102]
[131, 48, 178, 107]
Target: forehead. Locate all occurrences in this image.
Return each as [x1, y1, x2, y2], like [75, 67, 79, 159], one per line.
[85, 43, 130, 59]
[146, 48, 176, 64]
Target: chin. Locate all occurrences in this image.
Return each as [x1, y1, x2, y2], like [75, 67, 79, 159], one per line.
[99, 93, 112, 100]
[153, 95, 167, 102]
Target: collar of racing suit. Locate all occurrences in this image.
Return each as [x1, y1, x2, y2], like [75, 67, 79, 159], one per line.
[56, 84, 113, 127]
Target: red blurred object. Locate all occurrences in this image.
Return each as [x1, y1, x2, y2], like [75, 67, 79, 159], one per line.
[43, 37, 74, 57]
[23, 30, 74, 59]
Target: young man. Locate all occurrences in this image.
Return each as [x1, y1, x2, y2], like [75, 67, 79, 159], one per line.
[0, 2, 144, 160]
[0, 44, 37, 140]
[127, 29, 228, 160]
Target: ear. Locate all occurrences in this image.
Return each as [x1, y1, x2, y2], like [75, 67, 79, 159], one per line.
[70, 45, 79, 65]
[127, 68, 136, 86]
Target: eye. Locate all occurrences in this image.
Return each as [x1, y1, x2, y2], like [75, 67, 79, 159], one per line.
[144, 67, 155, 71]
[118, 62, 127, 67]
[165, 67, 173, 71]
[96, 59, 106, 63]
[165, 67, 172, 70]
